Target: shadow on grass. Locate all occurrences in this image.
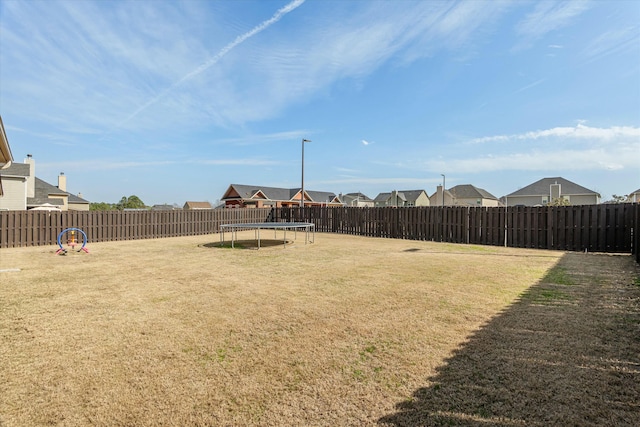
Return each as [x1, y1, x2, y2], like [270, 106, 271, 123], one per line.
[379, 252, 640, 427]
[200, 239, 294, 250]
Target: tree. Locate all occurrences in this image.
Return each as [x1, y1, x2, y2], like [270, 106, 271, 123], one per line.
[548, 197, 570, 206]
[611, 194, 630, 203]
[116, 195, 147, 210]
[89, 202, 116, 211]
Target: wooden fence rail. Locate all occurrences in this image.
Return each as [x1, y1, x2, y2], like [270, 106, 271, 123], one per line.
[1, 205, 638, 262]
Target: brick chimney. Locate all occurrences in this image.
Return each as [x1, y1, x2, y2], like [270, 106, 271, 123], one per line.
[58, 172, 67, 192]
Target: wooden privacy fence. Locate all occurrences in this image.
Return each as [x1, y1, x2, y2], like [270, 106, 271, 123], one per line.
[273, 204, 640, 256]
[1, 205, 638, 261]
[0, 208, 271, 248]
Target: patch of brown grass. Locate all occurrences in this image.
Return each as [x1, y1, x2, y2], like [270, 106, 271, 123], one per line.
[0, 232, 637, 426]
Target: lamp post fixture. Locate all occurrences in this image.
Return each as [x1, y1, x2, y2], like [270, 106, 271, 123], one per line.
[441, 174, 445, 207]
[301, 139, 311, 207]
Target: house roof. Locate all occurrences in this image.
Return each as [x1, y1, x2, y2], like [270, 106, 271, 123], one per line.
[223, 184, 339, 204]
[343, 192, 373, 202]
[224, 184, 295, 201]
[0, 162, 29, 177]
[0, 115, 13, 164]
[27, 177, 89, 206]
[27, 197, 64, 207]
[449, 184, 498, 200]
[152, 204, 177, 210]
[397, 190, 426, 202]
[506, 177, 599, 197]
[184, 201, 212, 209]
[374, 191, 407, 202]
[306, 190, 340, 203]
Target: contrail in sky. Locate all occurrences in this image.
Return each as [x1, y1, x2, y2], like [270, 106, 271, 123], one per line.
[117, 0, 306, 128]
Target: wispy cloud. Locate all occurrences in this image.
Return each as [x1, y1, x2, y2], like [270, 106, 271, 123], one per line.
[116, 0, 306, 129]
[514, 1, 592, 50]
[436, 123, 640, 174]
[195, 158, 281, 166]
[582, 25, 640, 63]
[211, 130, 312, 146]
[426, 146, 637, 174]
[45, 157, 280, 172]
[512, 78, 545, 95]
[471, 124, 640, 143]
[0, 0, 512, 137]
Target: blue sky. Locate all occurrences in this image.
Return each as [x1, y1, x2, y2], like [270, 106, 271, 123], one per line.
[1, 0, 639, 205]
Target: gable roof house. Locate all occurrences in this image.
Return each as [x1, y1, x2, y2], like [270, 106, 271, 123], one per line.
[448, 184, 499, 207]
[0, 155, 90, 211]
[429, 184, 498, 207]
[340, 192, 374, 207]
[221, 184, 342, 208]
[374, 190, 430, 207]
[504, 177, 600, 206]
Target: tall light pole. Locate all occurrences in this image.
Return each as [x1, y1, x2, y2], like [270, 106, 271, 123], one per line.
[301, 139, 311, 207]
[441, 174, 445, 207]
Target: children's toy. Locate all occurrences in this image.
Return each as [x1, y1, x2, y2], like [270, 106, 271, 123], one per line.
[56, 228, 89, 255]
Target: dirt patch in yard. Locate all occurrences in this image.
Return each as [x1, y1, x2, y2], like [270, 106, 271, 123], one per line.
[0, 233, 638, 426]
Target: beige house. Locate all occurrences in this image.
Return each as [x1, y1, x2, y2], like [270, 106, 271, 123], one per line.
[0, 155, 89, 211]
[504, 177, 600, 206]
[629, 189, 640, 203]
[373, 190, 430, 207]
[341, 192, 375, 207]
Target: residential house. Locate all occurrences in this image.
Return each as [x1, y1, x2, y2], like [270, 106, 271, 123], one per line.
[628, 189, 640, 203]
[221, 184, 342, 208]
[0, 154, 90, 211]
[429, 185, 455, 207]
[374, 190, 430, 207]
[504, 177, 600, 206]
[183, 201, 212, 210]
[340, 192, 374, 207]
[151, 204, 179, 211]
[450, 184, 499, 207]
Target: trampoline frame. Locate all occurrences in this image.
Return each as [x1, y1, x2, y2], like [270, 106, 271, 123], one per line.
[219, 222, 315, 249]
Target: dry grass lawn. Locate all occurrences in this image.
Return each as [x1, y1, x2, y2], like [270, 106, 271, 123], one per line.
[0, 232, 638, 426]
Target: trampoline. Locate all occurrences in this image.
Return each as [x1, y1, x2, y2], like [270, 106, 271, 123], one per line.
[220, 222, 315, 249]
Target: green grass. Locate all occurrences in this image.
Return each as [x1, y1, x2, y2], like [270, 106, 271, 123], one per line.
[544, 266, 575, 285]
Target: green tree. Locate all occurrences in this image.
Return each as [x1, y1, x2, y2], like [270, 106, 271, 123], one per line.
[611, 194, 629, 203]
[89, 202, 116, 211]
[116, 195, 147, 210]
[548, 197, 570, 206]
